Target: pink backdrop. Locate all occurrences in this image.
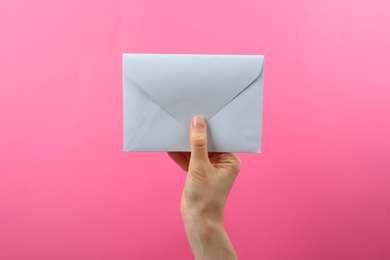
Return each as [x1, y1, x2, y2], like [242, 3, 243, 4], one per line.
[1, 0, 390, 259]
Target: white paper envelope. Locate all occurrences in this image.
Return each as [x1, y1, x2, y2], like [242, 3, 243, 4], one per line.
[123, 54, 264, 153]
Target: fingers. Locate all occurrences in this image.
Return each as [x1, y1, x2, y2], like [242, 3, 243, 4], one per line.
[167, 152, 190, 171]
[169, 116, 210, 171]
[189, 116, 209, 165]
[211, 153, 242, 173]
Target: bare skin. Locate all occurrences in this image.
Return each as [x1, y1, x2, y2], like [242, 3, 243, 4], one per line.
[168, 116, 240, 260]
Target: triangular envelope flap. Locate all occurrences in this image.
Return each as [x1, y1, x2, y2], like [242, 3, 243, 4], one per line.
[124, 54, 263, 128]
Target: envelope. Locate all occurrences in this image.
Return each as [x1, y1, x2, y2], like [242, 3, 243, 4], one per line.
[123, 54, 264, 153]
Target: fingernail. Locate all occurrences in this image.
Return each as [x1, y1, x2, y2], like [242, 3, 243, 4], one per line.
[192, 116, 205, 130]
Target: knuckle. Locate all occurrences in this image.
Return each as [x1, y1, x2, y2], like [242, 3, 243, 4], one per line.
[231, 156, 242, 173]
[191, 136, 207, 149]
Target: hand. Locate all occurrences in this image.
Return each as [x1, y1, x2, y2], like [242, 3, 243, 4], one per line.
[168, 116, 240, 260]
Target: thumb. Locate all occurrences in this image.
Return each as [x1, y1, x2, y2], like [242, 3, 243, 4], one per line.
[190, 116, 209, 164]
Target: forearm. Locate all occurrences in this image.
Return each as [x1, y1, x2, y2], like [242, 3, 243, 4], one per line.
[183, 216, 238, 260]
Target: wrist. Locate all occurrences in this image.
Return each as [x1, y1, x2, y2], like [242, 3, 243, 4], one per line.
[183, 215, 237, 260]
[183, 214, 224, 237]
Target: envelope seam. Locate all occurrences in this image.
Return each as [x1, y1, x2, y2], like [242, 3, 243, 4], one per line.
[124, 98, 154, 150]
[208, 68, 262, 122]
[127, 75, 190, 130]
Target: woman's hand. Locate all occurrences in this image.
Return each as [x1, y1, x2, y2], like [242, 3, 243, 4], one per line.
[168, 116, 240, 260]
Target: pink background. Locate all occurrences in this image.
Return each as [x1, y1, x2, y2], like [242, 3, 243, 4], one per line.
[1, 0, 390, 259]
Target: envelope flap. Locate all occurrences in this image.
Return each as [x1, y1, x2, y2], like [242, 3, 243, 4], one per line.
[124, 54, 264, 128]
